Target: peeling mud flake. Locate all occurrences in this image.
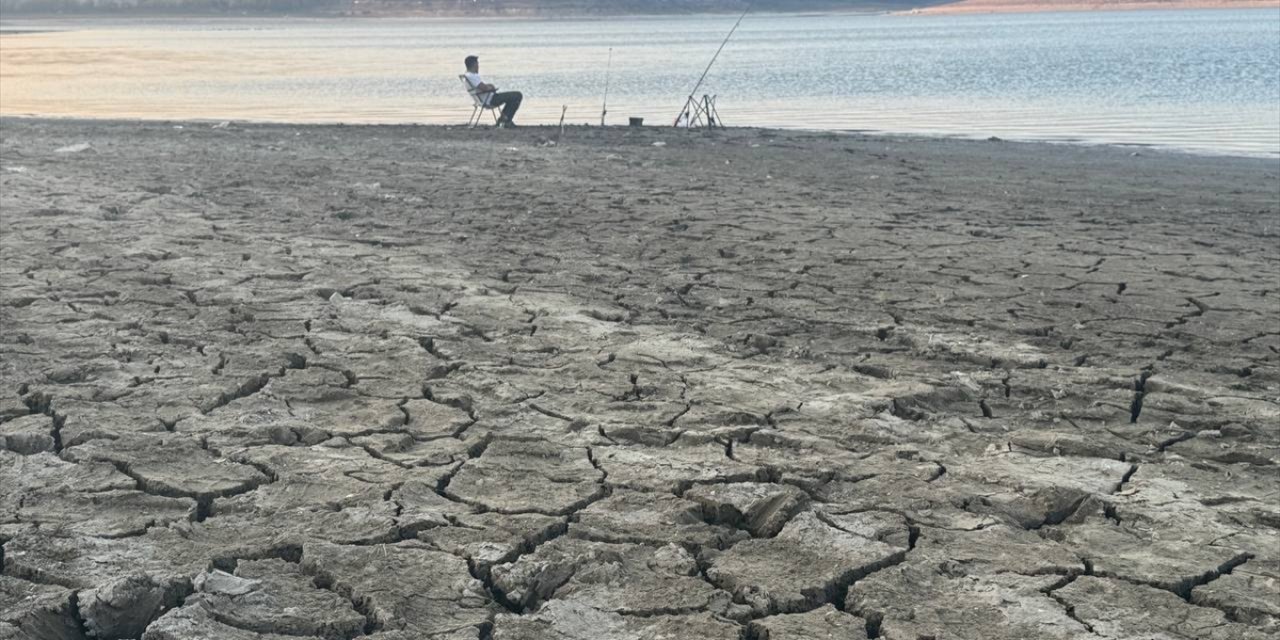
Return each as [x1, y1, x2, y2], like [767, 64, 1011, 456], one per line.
[1046, 520, 1251, 598]
[1, 449, 135, 501]
[352, 431, 471, 468]
[214, 442, 420, 545]
[726, 430, 908, 489]
[0, 395, 32, 423]
[143, 560, 366, 640]
[845, 562, 1085, 640]
[0, 414, 57, 454]
[1190, 557, 1280, 626]
[569, 490, 746, 549]
[211, 493, 401, 546]
[911, 524, 1085, 576]
[593, 437, 764, 493]
[359, 631, 480, 640]
[14, 490, 196, 538]
[943, 452, 1134, 529]
[264, 369, 406, 437]
[705, 510, 909, 615]
[0, 576, 84, 640]
[401, 397, 473, 439]
[80, 573, 192, 640]
[817, 473, 1003, 532]
[684, 481, 808, 538]
[418, 511, 567, 577]
[747, 604, 870, 640]
[62, 434, 270, 502]
[141, 605, 324, 640]
[3, 530, 213, 638]
[1165, 428, 1280, 467]
[300, 541, 494, 635]
[1006, 428, 1139, 461]
[1055, 575, 1275, 640]
[490, 537, 744, 618]
[444, 439, 604, 515]
[490, 599, 741, 640]
[392, 478, 473, 534]
[176, 395, 322, 451]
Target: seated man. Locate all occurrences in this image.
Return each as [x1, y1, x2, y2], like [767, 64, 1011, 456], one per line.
[463, 55, 523, 128]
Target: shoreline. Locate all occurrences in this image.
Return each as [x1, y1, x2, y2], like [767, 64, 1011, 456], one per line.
[3, 114, 1277, 161]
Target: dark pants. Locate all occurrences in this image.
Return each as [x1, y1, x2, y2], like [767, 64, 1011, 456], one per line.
[488, 91, 523, 123]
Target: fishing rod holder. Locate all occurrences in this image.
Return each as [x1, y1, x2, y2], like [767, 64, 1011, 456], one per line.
[676, 95, 723, 129]
[672, 3, 747, 129]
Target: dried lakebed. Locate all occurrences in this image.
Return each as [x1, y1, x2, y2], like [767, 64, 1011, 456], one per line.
[0, 119, 1277, 639]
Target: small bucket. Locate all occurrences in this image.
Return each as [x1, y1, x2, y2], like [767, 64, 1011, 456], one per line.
[629, 117, 644, 127]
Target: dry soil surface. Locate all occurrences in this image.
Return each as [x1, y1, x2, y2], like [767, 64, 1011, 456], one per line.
[1, 119, 1278, 639]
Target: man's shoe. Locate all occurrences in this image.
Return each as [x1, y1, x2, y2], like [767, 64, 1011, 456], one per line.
[500, 119, 518, 128]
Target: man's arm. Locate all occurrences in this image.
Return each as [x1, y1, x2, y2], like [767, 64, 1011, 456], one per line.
[464, 73, 497, 94]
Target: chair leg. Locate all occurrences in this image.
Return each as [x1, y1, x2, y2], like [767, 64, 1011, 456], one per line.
[468, 106, 480, 128]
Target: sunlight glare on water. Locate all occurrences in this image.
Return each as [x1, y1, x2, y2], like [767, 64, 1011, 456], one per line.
[1, 10, 1278, 156]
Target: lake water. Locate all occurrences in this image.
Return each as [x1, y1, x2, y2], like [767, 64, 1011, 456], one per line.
[2, 10, 1278, 156]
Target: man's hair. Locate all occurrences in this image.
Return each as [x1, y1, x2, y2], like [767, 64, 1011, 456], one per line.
[464, 55, 478, 68]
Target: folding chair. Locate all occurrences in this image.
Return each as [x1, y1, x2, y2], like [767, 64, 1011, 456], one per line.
[460, 75, 501, 128]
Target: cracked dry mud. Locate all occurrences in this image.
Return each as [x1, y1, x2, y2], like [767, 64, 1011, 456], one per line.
[1, 119, 1277, 639]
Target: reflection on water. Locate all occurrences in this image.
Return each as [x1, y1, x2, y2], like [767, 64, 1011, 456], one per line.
[2, 10, 1278, 156]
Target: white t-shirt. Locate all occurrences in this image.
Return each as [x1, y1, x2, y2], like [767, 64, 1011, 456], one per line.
[463, 72, 494, 106]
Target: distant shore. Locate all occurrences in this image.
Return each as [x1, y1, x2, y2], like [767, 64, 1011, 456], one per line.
[2, 0, 1276, 17]
[915, 0, 1278, 14]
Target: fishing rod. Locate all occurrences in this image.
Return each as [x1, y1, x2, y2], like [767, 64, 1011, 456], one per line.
[676, 2, 751, 126]
[601, 47, 613, 126]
